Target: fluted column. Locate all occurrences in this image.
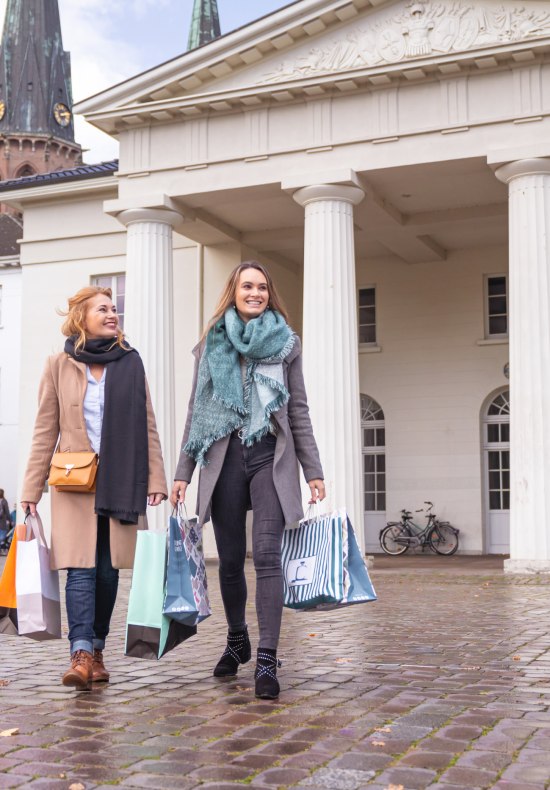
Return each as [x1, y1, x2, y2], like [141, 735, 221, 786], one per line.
[293, 184, 366, 553]
[495, 158, 550, 573]
[118, 207, 182, 531]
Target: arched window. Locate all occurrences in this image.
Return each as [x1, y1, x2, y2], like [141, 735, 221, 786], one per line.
[484, 389, 510, 511]
[361, 394, 385, 512]
[16, 164, 36, 178]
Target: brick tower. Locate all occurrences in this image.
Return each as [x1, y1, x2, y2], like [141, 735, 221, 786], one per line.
[0, 0, 82, 198]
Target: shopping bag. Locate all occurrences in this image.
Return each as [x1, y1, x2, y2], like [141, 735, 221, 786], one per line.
[16, 513, 61, 640]
[282, 508, 377, 611]
[125, 530, 196, 660]
[0, 527, 18, 609]
[163, 507, 211, 626]
[0, 606, 18, 636]
[282, 510, 345, 609]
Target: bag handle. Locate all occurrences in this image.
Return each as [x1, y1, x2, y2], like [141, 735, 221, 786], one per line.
[24, 510, 47, 547]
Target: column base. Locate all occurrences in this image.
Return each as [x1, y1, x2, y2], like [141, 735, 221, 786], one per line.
[504, 558, 550, 574]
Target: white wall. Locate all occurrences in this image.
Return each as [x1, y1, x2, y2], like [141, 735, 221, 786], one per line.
[0, 266, 22, 514]
[358, 245, 509, 553]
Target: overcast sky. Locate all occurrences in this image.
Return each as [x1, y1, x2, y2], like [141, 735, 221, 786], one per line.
[0, 0, 293, 162]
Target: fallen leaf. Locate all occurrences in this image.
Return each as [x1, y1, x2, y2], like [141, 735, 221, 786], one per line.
[0, 728, 19, 737]
[235, 686, 251, 692]
[335, 658, 353, 663]
[371, 739, 386, 746]
[308, 633, 317, 637]
[385, 785, 404, 790]
[58, 774, 66, 779]
[464, 666, 481, 671]
[375, 726, 392, 733]
[513, 655, 521, 661]
[0, 680, 9, 687]
[69, 784, 85, 790]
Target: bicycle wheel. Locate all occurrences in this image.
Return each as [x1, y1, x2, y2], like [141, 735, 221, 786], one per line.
[380, 525, 410, 555]
[429, 524, 459, 555]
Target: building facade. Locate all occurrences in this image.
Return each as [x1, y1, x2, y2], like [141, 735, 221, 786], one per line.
[2, 0, 550, 568]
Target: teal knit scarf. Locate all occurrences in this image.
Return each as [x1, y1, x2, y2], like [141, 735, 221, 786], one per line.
[184, 308, 295, 466]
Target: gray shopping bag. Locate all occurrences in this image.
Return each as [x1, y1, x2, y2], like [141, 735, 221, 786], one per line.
[163, 507, 211, 627]
[16, 512, 61, 640]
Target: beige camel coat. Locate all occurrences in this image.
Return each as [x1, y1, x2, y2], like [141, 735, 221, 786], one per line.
[21, 353, 168, 570]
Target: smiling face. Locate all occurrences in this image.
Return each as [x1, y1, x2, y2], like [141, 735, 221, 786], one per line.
[234, 267, 269, 322]
[83, 293, 119, 339]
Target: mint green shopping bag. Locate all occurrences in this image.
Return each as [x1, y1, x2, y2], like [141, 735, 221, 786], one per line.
[125, 530, 196, 660]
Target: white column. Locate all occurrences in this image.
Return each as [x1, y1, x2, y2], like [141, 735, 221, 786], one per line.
[118, 207, 182, 532]
[293, 184, 366, 553]
[495, 158, 550, 573]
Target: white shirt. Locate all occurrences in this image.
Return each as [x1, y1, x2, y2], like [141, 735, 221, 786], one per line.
[83, 365, 106, 454]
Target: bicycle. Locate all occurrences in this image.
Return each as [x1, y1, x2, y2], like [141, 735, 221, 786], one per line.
[379, 502, 459, 556]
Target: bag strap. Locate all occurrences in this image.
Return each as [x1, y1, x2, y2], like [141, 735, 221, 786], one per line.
[24, 511, 47, 547]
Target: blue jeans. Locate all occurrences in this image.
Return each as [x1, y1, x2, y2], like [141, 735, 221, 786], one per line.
[65, 516, 119, 655]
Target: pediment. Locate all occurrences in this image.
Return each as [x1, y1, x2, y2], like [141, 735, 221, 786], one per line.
[77, 0, 550, 128]
[254, 0, 550, 86]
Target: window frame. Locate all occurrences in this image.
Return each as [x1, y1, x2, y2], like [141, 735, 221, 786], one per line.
[91, 273, 126, 329]
[358, 285, 377, 347]
[484, 274, 508, 340]
[361, 394, 386, 514]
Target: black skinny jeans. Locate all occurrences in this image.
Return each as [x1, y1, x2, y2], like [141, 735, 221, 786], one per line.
[211, 431, 286, 650]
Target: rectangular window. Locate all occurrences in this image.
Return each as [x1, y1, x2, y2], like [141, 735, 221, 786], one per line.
[358, 287, 376, 344]
[485, 275, 508, 338]
[91, 274, 126, 329]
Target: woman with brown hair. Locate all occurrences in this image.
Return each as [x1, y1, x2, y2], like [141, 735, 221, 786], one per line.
[171, 262, 325, 699]
[21, 286, 167, 689]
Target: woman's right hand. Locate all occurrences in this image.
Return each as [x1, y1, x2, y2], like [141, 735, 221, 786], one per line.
[20, 501, 38, 517]
[170, 480, 188, 508]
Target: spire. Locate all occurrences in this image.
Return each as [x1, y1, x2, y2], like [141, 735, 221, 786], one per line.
[0, 0, 76, 142]
[187, 0, 221, 51]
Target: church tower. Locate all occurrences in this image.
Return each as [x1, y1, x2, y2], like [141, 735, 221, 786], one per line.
[0, 0, 82, 188]
[187, 0, 222, 50]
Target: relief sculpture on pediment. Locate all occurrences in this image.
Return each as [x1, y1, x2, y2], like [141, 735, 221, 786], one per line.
[259, 1, 550, 83]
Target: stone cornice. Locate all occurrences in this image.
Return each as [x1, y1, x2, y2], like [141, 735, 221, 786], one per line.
[83, 37, 550, 135]
[0, 176, 118, 209]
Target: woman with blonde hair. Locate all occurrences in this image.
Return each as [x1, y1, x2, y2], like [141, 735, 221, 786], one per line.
[21, 286, 167, 689]
[172, 261, 325, 699]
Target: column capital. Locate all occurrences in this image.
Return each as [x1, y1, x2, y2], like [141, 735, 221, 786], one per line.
[117, 207, 183, 228]
[292, 184, 365, 208]
[494, 157, 550, 184]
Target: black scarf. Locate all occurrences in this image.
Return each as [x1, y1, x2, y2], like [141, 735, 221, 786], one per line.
[65, 336, 149, 524]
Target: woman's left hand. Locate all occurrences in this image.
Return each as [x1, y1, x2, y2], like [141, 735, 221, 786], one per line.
[147, 493, 165, 506]
[308, 479, 326, 504]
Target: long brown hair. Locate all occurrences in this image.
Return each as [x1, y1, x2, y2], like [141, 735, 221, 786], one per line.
[202, 261, 289, 339]
[59, 286, 125, 353]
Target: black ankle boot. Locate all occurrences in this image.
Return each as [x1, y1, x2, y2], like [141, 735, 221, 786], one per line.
[254, 648, 281, 699]
[213, 628, 251, 677]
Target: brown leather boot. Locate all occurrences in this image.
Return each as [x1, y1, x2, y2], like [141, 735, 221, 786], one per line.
[62, 650, 92, 689]
[92, 649, 110, 682]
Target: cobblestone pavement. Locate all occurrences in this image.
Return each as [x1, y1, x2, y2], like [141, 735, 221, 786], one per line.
[1, 553, 550, 789]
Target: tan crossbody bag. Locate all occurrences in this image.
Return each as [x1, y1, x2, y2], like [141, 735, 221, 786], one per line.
[48, 452, 99, 493]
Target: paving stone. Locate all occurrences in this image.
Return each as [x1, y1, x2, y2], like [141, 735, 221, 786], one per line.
[299, 767, 377, 788]
[439, 765, 499, 786]
[370, 766, 438, 789]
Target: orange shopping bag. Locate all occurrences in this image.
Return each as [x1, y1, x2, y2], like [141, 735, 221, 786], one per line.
[0, 527, 19, 609]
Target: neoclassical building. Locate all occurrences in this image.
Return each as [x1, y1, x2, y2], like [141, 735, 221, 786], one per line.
[2, 0, 550, 569]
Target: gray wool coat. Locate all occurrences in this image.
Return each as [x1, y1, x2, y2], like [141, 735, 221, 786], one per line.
[175, 336, 323, 527]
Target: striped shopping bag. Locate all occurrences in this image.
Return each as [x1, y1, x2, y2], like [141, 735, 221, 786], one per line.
[282, 512, 345, 609]
[282, 509, 377, 611]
